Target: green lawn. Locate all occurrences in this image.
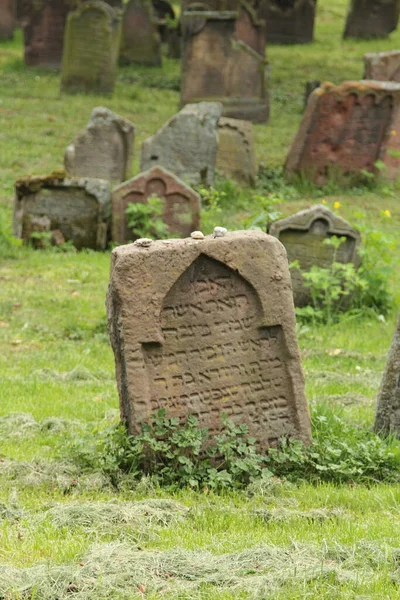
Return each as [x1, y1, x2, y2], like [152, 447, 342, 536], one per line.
[1, 0, 400, 597]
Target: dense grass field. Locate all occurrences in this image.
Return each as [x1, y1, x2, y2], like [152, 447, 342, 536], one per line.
[1, 0, 400, 597]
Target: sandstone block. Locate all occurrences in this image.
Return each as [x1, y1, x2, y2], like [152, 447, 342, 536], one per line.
[364, 50, 400, 82]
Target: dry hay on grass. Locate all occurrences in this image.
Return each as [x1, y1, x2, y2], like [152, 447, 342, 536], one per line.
[253, 507, 349, 523]
[0, 540, 398, 599]
[0, 412, 85, 439]
[31, 366, 114, 382]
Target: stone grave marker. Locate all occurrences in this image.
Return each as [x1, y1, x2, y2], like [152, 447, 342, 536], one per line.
[304, 80, 320, 107]
[0, 0, 16, 40]
[107, 230, 312, 448]
[64, 107, 135, 183]
[216, 117, 257, 185]
[120, 0, 161, 66]
[61, 1, 122, 95]
[344, 0, 400, 39]
[14, 174, 111, 250]
[264, 0, 317, 44]
[152, 0, 175, 42]
[111, 166, 201, 243]
[285, 81, 400, 185]
[364, 50, 400, 82]
[374, 315, 400, 436]
[269, 205, 360, 307]
[141, 102, 222, 187]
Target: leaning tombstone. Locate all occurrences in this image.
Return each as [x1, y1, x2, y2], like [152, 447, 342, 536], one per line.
[0, 0, 16, 40]
[285, 81, 400, 185]
[374, 315, 400, 437]
[264, 0, 317, 44]
[120, 0, 161, 66]
[216, 117, 257, 186]
[64, 107, 135, 184]
[112, 166, 201, 243]
[141, 102, 222, 187]
[364, 51, 400, 82]
[14, 174, 111, 250]
[343, 0, 400, 39]
[107, 230, 312, 448]
[269, 205, 361, 307]
[61, 1, 122, 95]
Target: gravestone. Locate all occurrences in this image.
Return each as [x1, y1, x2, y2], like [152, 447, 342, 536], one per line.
[64, 107, 135, 183]
[264, 0, 317, 44]
[112, 166, 201, 243]
[120, 0, 161, 66]
[14, 174, 111, 250]
[141, 102, 222, 187]
[152, 0, 175, 42]
[107, 230, 312, 448]
[0, 0, 16, 40]
[23, 0, 74, 69]
[374, 315, 400, 436]
[285, 81, 400, 185]
[304, 80, 320, 107]
[344, 0, 400, 39]
[269, 205, 360, 307]
[181, 3, 269, 123]
[61, 1, 122, 95]
[216, 117, 257, 185]
[364, 51, 400, 82]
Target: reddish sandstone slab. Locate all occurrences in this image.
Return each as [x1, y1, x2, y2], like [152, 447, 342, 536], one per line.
[364, 51, 400, 82]
[0, 0, 16, 40]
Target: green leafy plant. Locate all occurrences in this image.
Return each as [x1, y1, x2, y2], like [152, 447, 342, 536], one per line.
[125, 194, 169, 240]
[243, 193, 283, 231]
[0, 211, 21, 258]
[198, 186, 225, 234]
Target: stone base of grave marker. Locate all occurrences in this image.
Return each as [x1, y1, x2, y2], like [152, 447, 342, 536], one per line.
[344, 0, 400, 39]
[374, 315, 400, 436]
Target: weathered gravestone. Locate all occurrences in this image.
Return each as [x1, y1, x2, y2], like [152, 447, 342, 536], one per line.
[304, 80, 320, 108]
[344, 0, 400, 39]
[264, 0, 317, 44]
[14, 175, 111, 250]
[216, 117, 257, 185]
[269, 205, 360, 307]
[364, 50, 400, 82]
[120, 0, 161, 66]
[112, 166, 201, 243]
[107, 230, 312, 448]
[61, 1, 122, 95]
[152, 0, 175, 42]
[23, 0, 74, 69]
[0, 0, 16, 40]
[64, 107, 135, 183]
[285, 81, 400, 185]
[181, 3, 269, 123]
[374, 315, 400, 436]
[141, 102, 222, 187]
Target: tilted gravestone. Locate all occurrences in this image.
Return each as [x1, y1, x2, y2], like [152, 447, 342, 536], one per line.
[269, 205, 360, 307]
[14, 175, 111, 250]
[181, 2, 269, 124]
[61, 1, 122, 95]
[364, 51, 400, 82]
[216, 117, 257, 186]
[0, 0, 16, 40]
[107, 230, 312, 448]
[120, 0, 161, 66]
[141, 102, 222, 187]
[263, 0, 317, 44]
[111, 166, 201, 243]
[374, 315, 400, 437]
[344, 0, 400, 39]
[64, 107, 135, 183]
[285, 81, 400, 185]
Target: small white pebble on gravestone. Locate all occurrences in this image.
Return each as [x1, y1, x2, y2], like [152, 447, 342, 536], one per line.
[134, 238, 153, 247]
[213, 227, 227, 238]
[191, 231, 205, 239]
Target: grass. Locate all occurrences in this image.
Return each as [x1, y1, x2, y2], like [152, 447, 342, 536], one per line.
[1, 0, 400, 596]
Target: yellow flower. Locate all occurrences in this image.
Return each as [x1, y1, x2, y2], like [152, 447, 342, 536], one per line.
[383, 209, 391, 217]
[321, 199, 327, 204]
[333, 201, 341, 210]
[391, 129, 397, 136]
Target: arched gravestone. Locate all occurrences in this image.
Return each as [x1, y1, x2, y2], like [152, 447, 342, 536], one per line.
[364, 51, 400, 82]
[269, 205, 360, 307]
[107, 231, 312, 448]
[61, 1, 122, 95]
[374, 315, 400, 437]
[216, 117, 257, 185]
[111, 166, 201, 243]
[344, 0, 400, 39]
[0, 0, 16, 40]
[120, 0, 161, 66]
[263, 0, 316, 44]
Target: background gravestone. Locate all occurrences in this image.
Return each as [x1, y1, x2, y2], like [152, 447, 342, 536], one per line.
[120, 0, 161, 66]
[374, 315, 400, 437]
[343, 0, 400, 38]
[216, 117, 257, 185]
[152, 0, 175, 42]
[61, 1, 122, 95]
[141, 102, 222, 187]
[111, 166, 201, 243]
[0, 0, 16, 40]
[14, 175, 111, 250]
[269, 205, 361, 307]
[364, 51, 400, 82]
[285, 81, 400, 185]
[264, 0, 317, 44]
[64, 107, 135, 183]
[107, 230, 312, 448]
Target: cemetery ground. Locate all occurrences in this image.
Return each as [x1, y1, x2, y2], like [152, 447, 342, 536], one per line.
[1, 0, 400, 597]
